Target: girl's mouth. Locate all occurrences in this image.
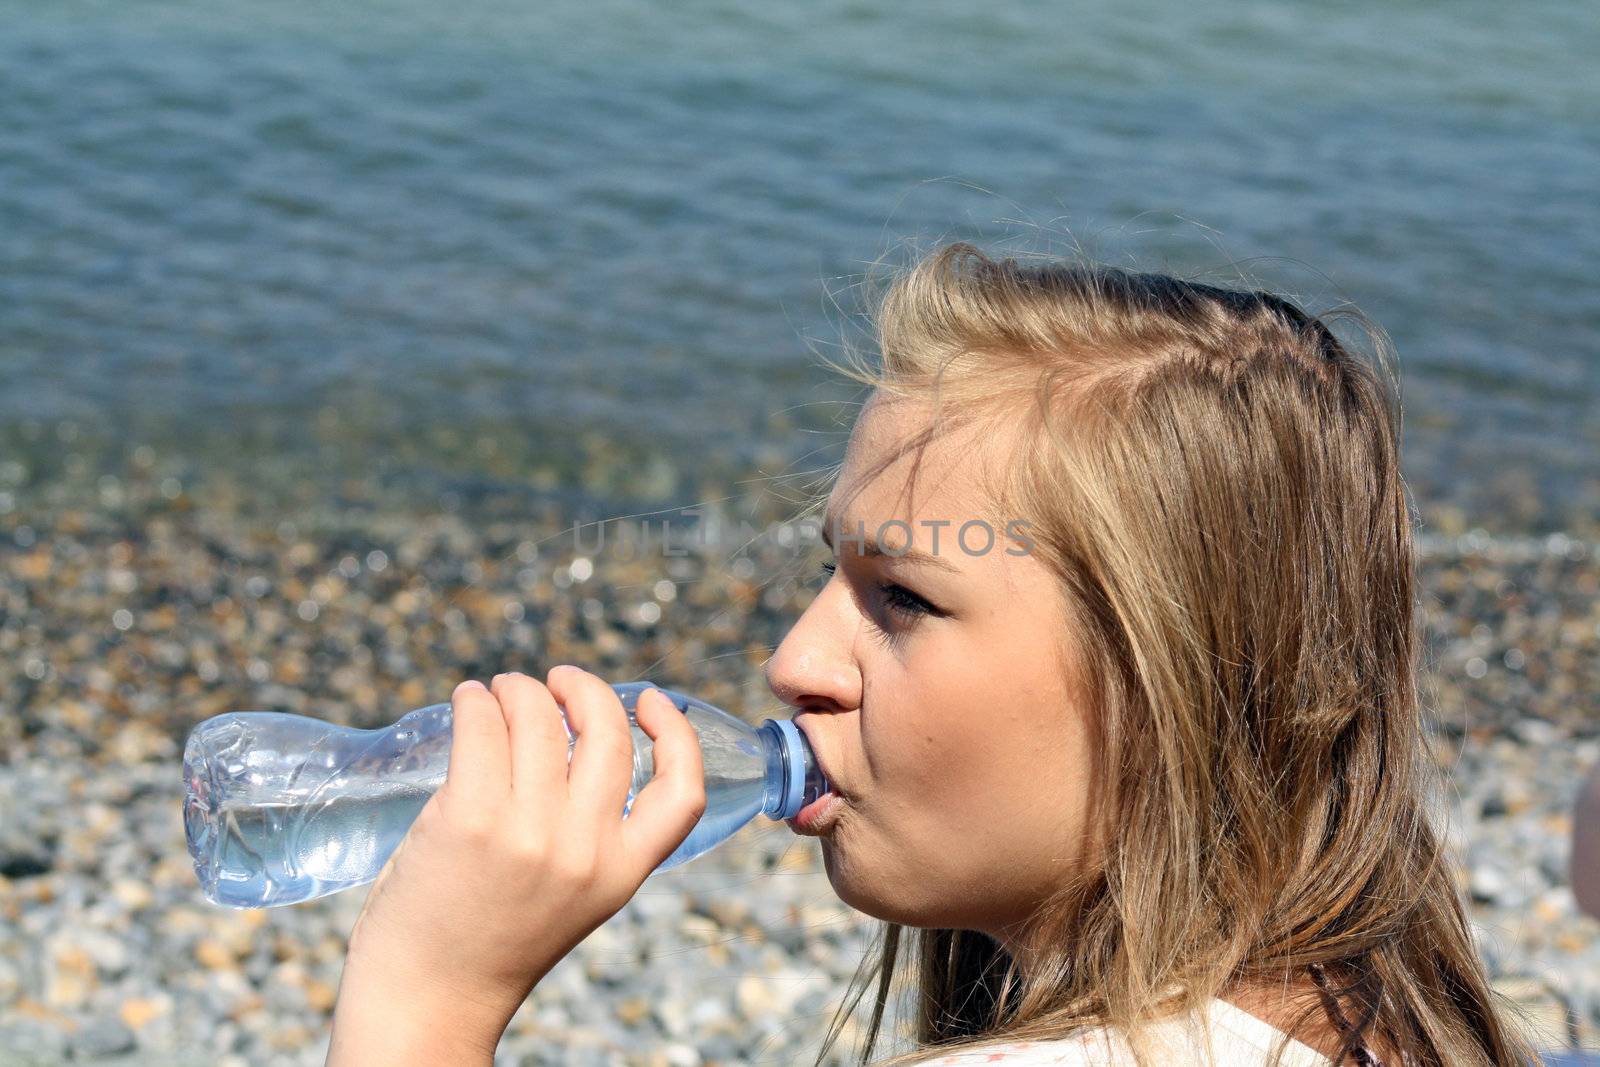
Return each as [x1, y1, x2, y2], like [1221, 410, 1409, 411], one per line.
[786, 790, 843, 836]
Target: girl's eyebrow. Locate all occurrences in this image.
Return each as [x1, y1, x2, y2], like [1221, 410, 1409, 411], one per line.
[820, 513, 962, 573]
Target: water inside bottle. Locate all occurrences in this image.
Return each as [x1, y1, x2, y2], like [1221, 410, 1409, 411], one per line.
[199, 786, 433, 907]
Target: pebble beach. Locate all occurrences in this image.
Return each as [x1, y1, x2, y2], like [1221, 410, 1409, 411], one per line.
[1, 464, 1597, 1067]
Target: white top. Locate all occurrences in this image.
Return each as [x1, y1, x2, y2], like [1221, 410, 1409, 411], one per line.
[912, 997, 1331, 1066]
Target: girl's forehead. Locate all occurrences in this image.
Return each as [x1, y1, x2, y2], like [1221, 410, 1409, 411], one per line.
[837, 396, 1011, 520]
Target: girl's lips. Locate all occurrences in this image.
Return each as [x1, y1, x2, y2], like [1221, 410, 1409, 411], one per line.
[786, 790, 843, 836]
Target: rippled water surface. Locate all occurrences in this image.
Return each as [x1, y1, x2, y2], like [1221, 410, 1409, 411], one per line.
[2, 0, 1595, 527]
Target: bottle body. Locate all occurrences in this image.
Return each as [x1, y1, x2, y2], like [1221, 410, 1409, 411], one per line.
[183, 682, 828, 908]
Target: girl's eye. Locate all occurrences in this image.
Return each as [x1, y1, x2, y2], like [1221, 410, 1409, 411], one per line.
[817, 559, 941, 624]
[825, 563, 934, 620]
[878, 581, 935, 620]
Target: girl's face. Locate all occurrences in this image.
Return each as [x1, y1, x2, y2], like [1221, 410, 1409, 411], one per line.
[766, 392, 1099, 954]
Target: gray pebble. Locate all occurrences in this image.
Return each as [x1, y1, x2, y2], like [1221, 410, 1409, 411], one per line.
[69, 1017, 138, 1059]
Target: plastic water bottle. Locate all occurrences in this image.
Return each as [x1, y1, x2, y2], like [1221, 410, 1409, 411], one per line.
[182, 681, 829, 908]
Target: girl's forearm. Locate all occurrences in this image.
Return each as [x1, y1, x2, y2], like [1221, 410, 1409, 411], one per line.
[325, 971, 512, 1067]
[327, 1002, 504, 1067]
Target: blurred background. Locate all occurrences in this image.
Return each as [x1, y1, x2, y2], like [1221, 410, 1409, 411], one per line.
[1, 1, 1595, 1065]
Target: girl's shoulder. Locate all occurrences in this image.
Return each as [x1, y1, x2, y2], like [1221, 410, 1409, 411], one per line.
[909, 998, 1332, 1066]
[912, 1029, 1137, 1065]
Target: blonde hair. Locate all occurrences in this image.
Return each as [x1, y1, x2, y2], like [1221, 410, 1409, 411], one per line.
[805, 241, 1531, 1066]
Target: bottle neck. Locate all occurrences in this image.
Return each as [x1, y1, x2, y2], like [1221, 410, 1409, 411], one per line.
[757, 718, 830, 820]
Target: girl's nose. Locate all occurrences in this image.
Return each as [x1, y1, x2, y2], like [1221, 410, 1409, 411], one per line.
[765, 588, 862, 712]
[766, 645, 861, 712]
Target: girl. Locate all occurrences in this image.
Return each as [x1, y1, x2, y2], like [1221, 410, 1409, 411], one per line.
[325, 243, 1533, 1066]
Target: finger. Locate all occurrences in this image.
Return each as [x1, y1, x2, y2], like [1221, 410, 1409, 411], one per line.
[490, 672, 571, 805]
[446, 679, 511, 805]
[544, 665, 635, 826]
[619, 687, 707, 871]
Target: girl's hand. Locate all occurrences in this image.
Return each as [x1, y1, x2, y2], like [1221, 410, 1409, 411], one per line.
[325, 666, 707, 1066]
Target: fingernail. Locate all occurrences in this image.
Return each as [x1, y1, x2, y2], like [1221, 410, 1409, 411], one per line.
[491, 672, 506, 685]
[457, 679, 486, 693]
[549, 664, 576, 675]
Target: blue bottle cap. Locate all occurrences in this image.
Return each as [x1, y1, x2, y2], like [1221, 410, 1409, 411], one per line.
[768, 717, 811, 821]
